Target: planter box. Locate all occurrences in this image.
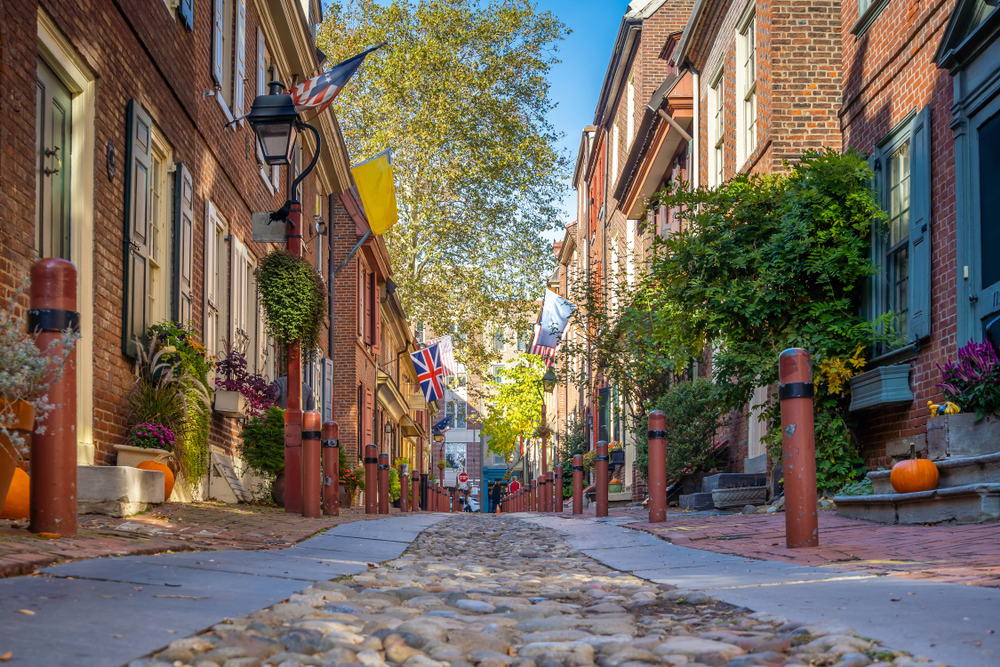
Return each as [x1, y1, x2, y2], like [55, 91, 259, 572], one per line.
[114, 444, 173, 469]
[927, 413, 1000, 460]
[214, 389, 248, 419]
[849, 364, 913, 412]
[610, 449, 625, 465]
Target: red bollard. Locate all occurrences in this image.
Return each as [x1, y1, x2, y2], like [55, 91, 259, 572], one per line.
[284, 407, 303, 513]
[412, 475, 421, 512]
[596, 441, 609, 518]
[530, 482, 536, 512]
[539, 477, 547, 513]
[401, 466, 409, 512]
[572, 454, 583, 515]
[555, 465, 564, 513]
[546, 471, 554, 512]
[779, 348, 819, 548]
[301, 411, 322, 518]
[29, 258, 78, 537]
[378, 452, 389, 514]
[648, 411, 667, 523]
[365, 444, 377, 514]
[322, 421, 339, 516]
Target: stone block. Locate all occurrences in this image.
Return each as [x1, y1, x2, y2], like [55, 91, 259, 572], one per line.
[885, 434, 927, 460]
[78, 465, 165, 517]
[678, 492, 714, 511]
[701, 473, 766, 493]
[927, 414, 1000, 460]
[835, 483, 1000, 524]
[744, 454, 767, 474]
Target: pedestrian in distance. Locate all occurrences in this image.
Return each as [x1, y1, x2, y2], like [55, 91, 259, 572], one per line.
[489, 481, 503, 514]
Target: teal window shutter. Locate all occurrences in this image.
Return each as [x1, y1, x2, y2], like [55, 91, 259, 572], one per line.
[179, 0, 194, 31]
[323, 358, 334, 422]
[908, 105, 932, 342]
[172, 163, 195, 325]
[123, 100, 153, 358]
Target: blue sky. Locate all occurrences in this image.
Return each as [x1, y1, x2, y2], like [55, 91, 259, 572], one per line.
[539, 0, 628, 225]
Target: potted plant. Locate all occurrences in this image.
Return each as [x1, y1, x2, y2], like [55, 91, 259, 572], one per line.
[0, 279, 79, 509]
[389, 466, 401, 508]
[238, 406, 286, 504]
[931, 340, 1000, 459]
[213, 347, 277, 419]
[609, 441, 626, 466]
[340, 465, 365, 508]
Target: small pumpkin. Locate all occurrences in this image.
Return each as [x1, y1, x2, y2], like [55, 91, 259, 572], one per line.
[890, 445, 938, 494]
[137, 460, 175, 500]
[0, 468, 30, 519]
[609, 478, 620, 484]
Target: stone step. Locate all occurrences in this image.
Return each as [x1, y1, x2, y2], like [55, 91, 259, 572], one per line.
[834, 483, 1000, 524]
[78, 465, 165, 517]
[678, 492, 715, 511]
[869, 452, 1000, 494]
[701, 473, 767, 494]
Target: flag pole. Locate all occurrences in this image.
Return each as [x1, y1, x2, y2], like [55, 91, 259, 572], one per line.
[333, 229, 371, 277]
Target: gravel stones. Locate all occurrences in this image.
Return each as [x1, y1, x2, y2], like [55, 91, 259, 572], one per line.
[130, 515, 940, 667]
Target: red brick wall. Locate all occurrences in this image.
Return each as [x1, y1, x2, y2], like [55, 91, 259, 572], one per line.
[840, 0, 958, 468]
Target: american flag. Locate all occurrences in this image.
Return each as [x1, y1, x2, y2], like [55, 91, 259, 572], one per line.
[288, 43, 385, 117]
[411, 342, 446, 403]
[530, 324, 558, 368]
[424, 335, 457, 377]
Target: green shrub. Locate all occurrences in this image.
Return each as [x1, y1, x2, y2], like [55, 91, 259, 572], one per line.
[388, 466, 401, 500]
[257, 249, 327, 358]
[239, 406, 286, 478]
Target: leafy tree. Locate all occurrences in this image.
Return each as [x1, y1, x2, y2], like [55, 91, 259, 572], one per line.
[318, 0, 569, 374]
[480, 354, 545, 475]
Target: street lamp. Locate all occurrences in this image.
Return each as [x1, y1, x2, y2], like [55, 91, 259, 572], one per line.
[247, 80, 322, 515]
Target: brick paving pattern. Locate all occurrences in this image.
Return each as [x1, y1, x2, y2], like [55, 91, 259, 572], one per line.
[0, 502, 409, 578]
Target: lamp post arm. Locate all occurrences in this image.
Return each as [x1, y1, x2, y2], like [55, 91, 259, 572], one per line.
[290, 122, 321, 204]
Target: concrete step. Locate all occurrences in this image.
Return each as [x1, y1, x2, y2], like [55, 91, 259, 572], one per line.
[869, 452, 1000, 494]
[834, 483, 1000, 524]
[701, 473, 767, 494]
[679, 492, 715, 511]
[78, 465, 165, 517]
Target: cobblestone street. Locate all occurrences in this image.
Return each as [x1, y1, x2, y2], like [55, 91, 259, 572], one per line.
[128, 515, 945, 667]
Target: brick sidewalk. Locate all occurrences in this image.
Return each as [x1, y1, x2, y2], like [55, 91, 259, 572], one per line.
[555, 506, 1000, 587]
[0, 502, 416, 578]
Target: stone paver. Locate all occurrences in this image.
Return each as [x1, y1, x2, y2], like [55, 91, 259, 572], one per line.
[127, 515, 948, 667]
[555, 505, 1000, 587]
[0, 502, 411, 578]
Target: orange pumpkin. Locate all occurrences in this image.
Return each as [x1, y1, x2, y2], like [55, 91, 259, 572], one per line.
[609, 478, 620, 484]
[1, 468, 30, 519]
[137, 460, 175, 500]
[890, 458, 939, 494]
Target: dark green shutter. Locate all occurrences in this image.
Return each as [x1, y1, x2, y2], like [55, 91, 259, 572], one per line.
[172, 163, 195, 325]
[598, 387, 610, 443]
[123, 100, 153, 358]
[908, 105, 932, 342]
[179, 0, 194, 31]
[864, 153, 879, 325]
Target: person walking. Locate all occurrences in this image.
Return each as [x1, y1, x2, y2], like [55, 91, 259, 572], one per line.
[508, 475, 521, 495]
[489, 481, 503, 514]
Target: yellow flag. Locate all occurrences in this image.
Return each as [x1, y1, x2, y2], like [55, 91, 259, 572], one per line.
[351, 149, 399, 235]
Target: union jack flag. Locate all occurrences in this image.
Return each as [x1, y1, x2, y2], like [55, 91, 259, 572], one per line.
[288, 43, 385, 117]
[411, 342, 446, 403]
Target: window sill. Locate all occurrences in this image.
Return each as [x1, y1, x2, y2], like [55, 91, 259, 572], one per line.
[851, 0, 890, 38]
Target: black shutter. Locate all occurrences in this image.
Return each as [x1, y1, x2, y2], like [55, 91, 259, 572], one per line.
[908, 105, 932, 342]
[172, 163, 195, 325]
[123, 100, 153, 358]
[179, 0, 194, 31]
[598, 387, 610, 443]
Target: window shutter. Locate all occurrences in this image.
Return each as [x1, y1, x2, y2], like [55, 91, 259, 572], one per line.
[365, 386, 374, 444]
[364, 270, 374, 345]
[256, 275, 267, 374]
[372, 282, 382, 355]
[123, 99, 153, 358]
[179, 0, 194, 31]
[212, 0, 224, 86]
[864, 153, 879, 325]
[172, 163, 195, 325]
[203, 202, 219, 359]
[908, 105, 932, 342]
[255, 28, 267, 165]
[323, 357, 334, 422]
[358, 265, 365, 338]
[234, 0, 247, 117]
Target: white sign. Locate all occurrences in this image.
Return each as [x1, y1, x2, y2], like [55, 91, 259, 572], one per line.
[252, 211, 286, 243]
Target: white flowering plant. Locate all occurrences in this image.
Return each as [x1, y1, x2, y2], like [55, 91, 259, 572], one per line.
[0, 279, 80, 461]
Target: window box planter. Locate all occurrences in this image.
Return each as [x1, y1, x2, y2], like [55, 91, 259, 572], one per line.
[214, 389, 248, 419]
[610, 449, 626, 465]
[114, 443, 172, 469]
[849, 364, 913, 412]
[927, 413, 1000, 460]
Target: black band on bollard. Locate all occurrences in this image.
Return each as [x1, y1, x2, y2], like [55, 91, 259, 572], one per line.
[322, 439, 339, 448]
[28, 308, 81, 333]
[377, 464, 390, 470]
[572, 465, 584, 471]
[554, 474, 562, 479]
[364, 457, 379, 464]
[302, 430, 322, 440]
[648, 429, 668, 440]
[778, 382, 815, 400]
[596, 454, 610, 461]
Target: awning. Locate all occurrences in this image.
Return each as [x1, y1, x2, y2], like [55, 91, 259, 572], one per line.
[376, 370, 408, 423]
[400, 414, 424, 439]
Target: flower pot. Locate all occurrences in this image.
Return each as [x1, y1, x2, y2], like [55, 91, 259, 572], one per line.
[214, 389, 248, 419]
[339, 481, 352, 508]
[0, 399, 35, 512]
[114, 444, 172, 469]
[273, 472, 286, 507]
[610, 449, 626, 465]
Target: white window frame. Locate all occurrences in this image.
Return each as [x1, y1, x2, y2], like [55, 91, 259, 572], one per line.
[255, 27, 282, 193]
[708, 66, 724, 188]
[148, 128, 174, 327]
[203, 201, 229, 361]
[735, 3, 757, 168]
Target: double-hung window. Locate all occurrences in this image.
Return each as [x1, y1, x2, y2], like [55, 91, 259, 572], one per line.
[255, 27, 281, 190]
[736, 5, 757, 167]
[709, 69, 724, 187]
[148, 133, 173, 327]
[212, 0, 247, 122]
[868, 107, 932, 356]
